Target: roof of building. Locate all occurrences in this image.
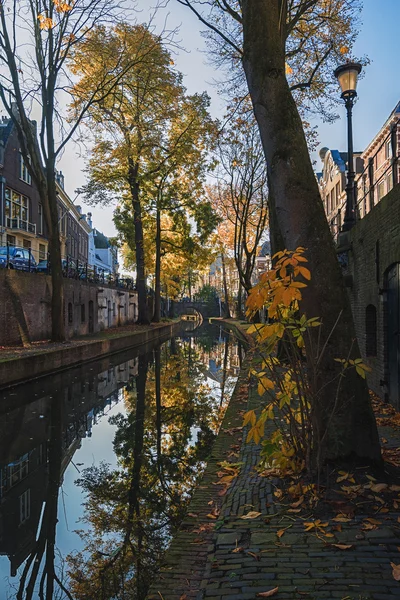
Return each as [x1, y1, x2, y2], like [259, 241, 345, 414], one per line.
[258, 240, 271, 257]
[0, 117, 13, 146]
[93, 229, 111, 249]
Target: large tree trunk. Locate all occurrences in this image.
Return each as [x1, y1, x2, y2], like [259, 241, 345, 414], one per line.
[221, 251, 231, 318]
[45, 174, 65, 342]
[241, 0, 380, 466]
[129, 161, 150, 325]
[153, 203, 161, 323]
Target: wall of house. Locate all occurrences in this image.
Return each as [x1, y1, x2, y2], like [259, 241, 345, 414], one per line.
[346, 183, 400, 402]
[0, 270, 138, 345]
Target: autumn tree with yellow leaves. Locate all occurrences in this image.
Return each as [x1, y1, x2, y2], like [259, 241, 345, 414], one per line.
[70, 24, 217, 323]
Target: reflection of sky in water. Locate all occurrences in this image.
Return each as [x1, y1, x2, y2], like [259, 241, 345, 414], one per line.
[0, 326, 241, 599]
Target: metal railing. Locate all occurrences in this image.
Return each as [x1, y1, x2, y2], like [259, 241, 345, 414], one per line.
[0, 244, 136, 291]
[6, 216, 36, 234]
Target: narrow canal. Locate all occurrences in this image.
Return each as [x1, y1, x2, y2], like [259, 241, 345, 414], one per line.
[0, 323, 244, 600]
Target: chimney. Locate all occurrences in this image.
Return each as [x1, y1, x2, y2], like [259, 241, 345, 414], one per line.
[55, 170, 65, 189]
[87, 212, 93, 228]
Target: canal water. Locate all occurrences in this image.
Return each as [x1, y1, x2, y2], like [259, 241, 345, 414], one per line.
[0, 323, 244, 600]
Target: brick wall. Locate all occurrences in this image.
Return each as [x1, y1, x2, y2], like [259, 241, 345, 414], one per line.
[348, 183, 400, 400]
[0, 270, 138, 345]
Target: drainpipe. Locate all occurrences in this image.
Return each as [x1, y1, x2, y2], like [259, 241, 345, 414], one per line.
[0, 176, 5, 246]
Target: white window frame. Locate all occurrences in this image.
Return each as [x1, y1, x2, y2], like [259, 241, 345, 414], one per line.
[19, 489, 31, 524]
[19, 153, 32, 185]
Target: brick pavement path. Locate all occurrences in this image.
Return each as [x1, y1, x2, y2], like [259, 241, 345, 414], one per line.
[147, 344, 400, 600]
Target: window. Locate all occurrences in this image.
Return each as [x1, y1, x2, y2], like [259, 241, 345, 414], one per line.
[38, 204, 43, 234]
[81, 304, 86, 323]
[377, 180, 386, 201]
[385, 140, 392, 160]
[5, 188, 29, 223]
[10, 453, 29, 486]
[68, 302, 73, 324]
[6, 234, 16, 246]
[39, 244, 46, 261]
[387, 173, 393, 194]
[335, 182, 340, 206]
[365, 305, 377, 357]
[19, 489, 31, 524]
[23, 239, 31, 249]
[19, 153, 32, 184]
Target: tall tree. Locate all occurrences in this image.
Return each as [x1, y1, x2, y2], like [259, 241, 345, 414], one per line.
[71, 24, 199, 324]
[178, 0, 381, 466]
[0, 0, 154, 340]
[212, 118, 268, 295]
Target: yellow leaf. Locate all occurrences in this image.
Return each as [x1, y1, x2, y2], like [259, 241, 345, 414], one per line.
[370, 483, 388, 493]
[332, 544, 353, 550]
[240, 511, 261, 520]
[243, 410, 257, 427]
[276, 529, 285, 538]
[256, 588, 279, 598]
[298, 266, 311, 280]
[340, 46, 349, 54]
[391, 562, 400, 581]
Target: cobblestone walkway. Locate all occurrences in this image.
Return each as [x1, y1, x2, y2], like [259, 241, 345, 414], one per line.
[147, 342, 400, 600]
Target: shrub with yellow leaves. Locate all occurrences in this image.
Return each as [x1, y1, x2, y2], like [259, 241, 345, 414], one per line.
[243, 248, 370, 474]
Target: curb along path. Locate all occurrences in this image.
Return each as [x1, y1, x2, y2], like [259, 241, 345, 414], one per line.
[148, 325, 400, 600]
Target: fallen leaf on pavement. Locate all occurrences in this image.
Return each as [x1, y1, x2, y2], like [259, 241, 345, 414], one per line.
[365, 518, 382, 525]
[291, 496, 304, 508]
[370, 483, 388, 493]
[277, 529, 285, 538]
[240, 511, 261, 519]
[390, 562, 400, 581]
[332, 544, 353, 550]
[257, 588, 279, 597]
[232, 546, 244, 553]
[187, 513, 198, 518]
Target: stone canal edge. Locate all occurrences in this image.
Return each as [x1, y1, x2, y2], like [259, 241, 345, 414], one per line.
[0, 320, 181, 389]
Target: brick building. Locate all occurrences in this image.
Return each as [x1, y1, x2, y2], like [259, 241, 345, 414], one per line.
[317, 148, 363, 239]
[0, 117, 90, 264]
[0, 117, 47, 260]
[317, 101, 400, 238]
[317, 102, 400, 409]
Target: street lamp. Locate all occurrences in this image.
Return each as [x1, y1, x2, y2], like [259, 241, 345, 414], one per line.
[334, 61, 362, 232]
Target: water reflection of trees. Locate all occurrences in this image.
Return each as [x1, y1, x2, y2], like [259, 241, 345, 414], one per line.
[66, 332, 235, 600]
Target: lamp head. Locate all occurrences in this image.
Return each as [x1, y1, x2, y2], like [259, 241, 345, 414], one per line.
[334, 62, 362, 100]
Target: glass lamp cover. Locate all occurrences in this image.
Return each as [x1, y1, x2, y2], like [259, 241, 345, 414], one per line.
[334, 63, 362, 95]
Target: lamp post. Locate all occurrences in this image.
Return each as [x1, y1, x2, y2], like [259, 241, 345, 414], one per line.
[334, 62, 362, 232]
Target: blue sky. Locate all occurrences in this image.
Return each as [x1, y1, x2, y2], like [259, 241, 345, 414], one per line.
[64, 0, 400, 236]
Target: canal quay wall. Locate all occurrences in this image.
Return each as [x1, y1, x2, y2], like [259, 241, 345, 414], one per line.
[0, 268, 139, 346]
[0, 321, 181, 389]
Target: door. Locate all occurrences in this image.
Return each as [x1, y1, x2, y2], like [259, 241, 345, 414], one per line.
[88, 300, 94, 334]
[387, 263, 400, 409]
[107, 300, 112, 328]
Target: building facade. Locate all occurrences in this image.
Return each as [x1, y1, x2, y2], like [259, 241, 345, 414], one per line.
[0, 118, 90, 265]
[0, 118, 47, 261]
[87, 214, 118, 275]
[318, 101, 400, 238]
